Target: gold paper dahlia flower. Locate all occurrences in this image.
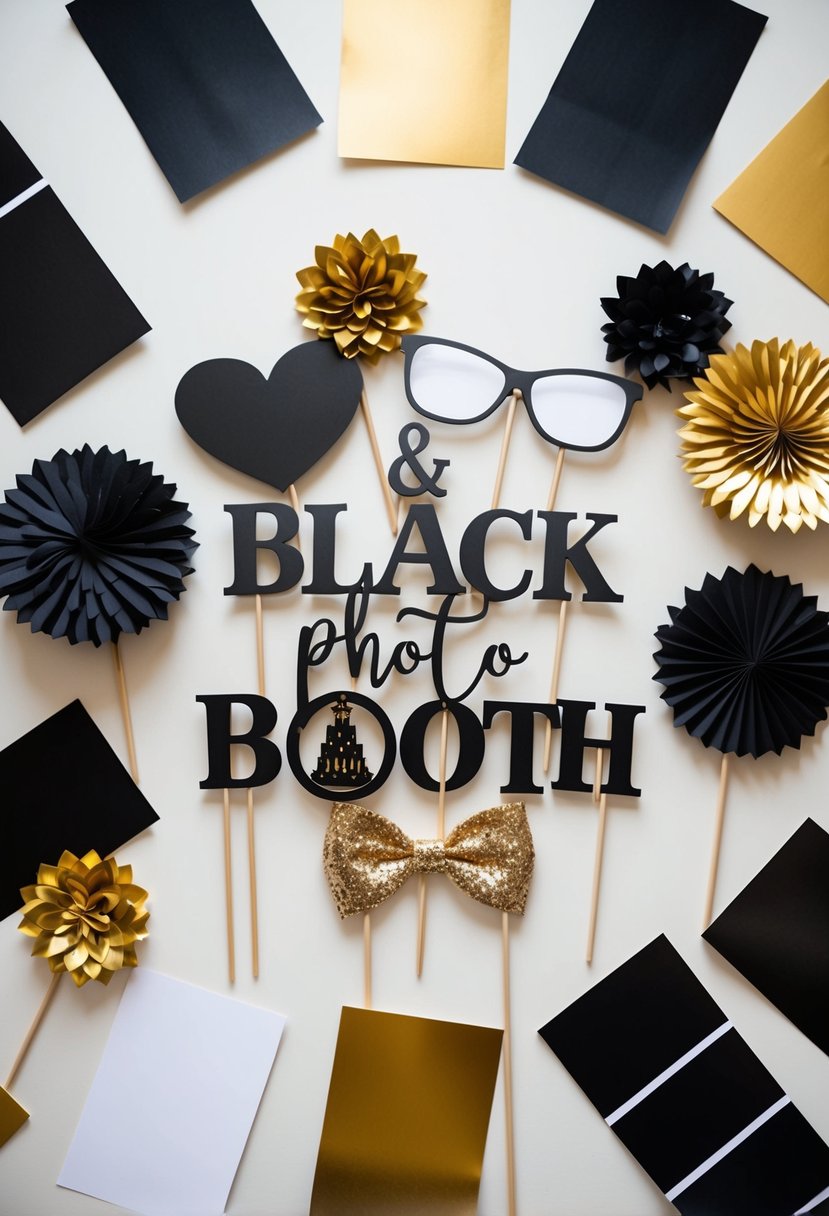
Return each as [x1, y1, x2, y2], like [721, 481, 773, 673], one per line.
[296, 229, 426, 363]
[18, 850, 149, 987]
[679, 339, 829, 532]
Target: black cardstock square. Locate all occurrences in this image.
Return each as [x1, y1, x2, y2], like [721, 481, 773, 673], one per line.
[67, 0, 323, 203]
[0, 700, 159, 921]
[0, 122, 149, 426]
[704, 818, 829, 1057]
[514, 0, 767, 233]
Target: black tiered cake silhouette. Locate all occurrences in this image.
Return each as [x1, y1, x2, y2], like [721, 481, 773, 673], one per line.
[310, 693, 374, 787]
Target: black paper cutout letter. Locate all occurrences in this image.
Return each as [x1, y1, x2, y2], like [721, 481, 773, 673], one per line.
[196, 694, 281, 789]
[551, 701, 645, 797]
[286, 690, 396, 801]
[175, 342, 363, 493]
[387, 424, 450, 498]
[459, 510, 534, 602]
[224, 504, 303, 596]
[399, 700, 485, 792]
[372, 505, 466, 596]
[483, 701, 561, 793]
[534, 512, 623, 603]
[301, 504, 373, 595]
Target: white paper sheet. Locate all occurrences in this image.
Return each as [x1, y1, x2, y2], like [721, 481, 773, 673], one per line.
[58, 969, 286, 1216]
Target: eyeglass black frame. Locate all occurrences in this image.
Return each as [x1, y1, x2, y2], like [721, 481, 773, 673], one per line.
[401, 334, 643, 453]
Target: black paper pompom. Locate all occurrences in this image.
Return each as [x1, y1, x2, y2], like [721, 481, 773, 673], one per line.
[601, 261, 733, 391]
[653, 565, 829, 759]
[0, 445, 197, 645]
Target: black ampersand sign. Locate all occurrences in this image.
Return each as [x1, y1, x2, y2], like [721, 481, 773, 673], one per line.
[388, 424, 450, 498]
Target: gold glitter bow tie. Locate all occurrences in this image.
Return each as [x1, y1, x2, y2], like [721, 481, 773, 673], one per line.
[323, 801, 534, 919]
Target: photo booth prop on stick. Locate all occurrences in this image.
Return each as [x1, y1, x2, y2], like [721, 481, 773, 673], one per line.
[323, 799, 533, 1216]
[297, 229, 428, 535]
[653, 564, 829, 926]
[0, 446, 197, 782]
[1, 849, 148, 1146]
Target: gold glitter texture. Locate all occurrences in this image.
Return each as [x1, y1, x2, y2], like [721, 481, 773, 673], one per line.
[679, 338, 829, 532]
[296, 230, 427, 363]
[323, 801, 533, 918]
[18, 850, 149, 987]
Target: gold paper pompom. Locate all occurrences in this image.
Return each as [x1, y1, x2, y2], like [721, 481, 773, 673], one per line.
[679, 339, 829, 532]
[296, 229, 427, 363]
[18, 850, 149, 987]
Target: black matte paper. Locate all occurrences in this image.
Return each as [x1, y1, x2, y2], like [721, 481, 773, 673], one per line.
[539, 935, 829, 1213]
[0, 700, 159, 922]
[175, 342, 363, 493]
[514, 0, 767, 233]
[704, 818, 829, 1058]
[0, 121, 149, 426]
[67, 0, 322, 203]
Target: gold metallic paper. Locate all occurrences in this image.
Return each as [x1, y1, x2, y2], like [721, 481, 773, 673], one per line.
[323, 801, 533, 918]
[296, 230, 427, 363]
[18, 850, 149, 987]
[678, 339, 829, 533]
[310, 1006, 503, 1216]
[339, 0, 511, 168]
[0, 1086, 29, 1148]
[714, 81, 829, 304]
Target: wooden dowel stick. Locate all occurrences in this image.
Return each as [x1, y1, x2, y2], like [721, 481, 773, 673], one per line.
[703, 753, 731, 929]
[416, 875, 427, 977]
[112, 640, 139, 783]
[255, 594, 265, 696]
[546, 446, 566, 513]
[502, 911, 517, 1216]
[542, 599, 570, 771]
[247, 788, 259, 980]
[416, 707, 449, 978]
[287, 484, 302, 552]
[491, 392, 520, 511]
[363, 913, 372, 1009]
[592, 746, 604, 804]
[5, 972, 61, 1091]
[360, 389, 398, 536]
[223, 789, 235, 984]
[586, 793, 608, 964]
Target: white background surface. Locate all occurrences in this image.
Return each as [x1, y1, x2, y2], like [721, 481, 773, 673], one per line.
[0, 2, 828, 1214]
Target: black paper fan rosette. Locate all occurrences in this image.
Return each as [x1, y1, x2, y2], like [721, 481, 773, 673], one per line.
[601, 260, 732, 391]
[653, 565, 829, 759]
[0, 445, 197, 645]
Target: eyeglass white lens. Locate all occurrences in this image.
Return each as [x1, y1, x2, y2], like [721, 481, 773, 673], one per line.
[409, 344, 507, 421]
[531, 375, 628, 448]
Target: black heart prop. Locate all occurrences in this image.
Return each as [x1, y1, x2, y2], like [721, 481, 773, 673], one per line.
[175, 341, 364, 492]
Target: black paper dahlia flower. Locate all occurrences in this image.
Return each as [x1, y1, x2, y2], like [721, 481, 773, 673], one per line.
[601, 261, 733, 391]
[0, 445, 197, 645]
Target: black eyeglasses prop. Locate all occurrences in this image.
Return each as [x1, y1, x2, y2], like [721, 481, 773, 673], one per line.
[401, 334, 642, 509]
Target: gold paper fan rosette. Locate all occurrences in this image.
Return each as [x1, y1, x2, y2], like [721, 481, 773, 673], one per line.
[678, 338, 829, 532]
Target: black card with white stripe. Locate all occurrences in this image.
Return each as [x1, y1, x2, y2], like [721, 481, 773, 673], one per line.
[0, 121, 149, 426]
[539, 935, 829, 1214]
